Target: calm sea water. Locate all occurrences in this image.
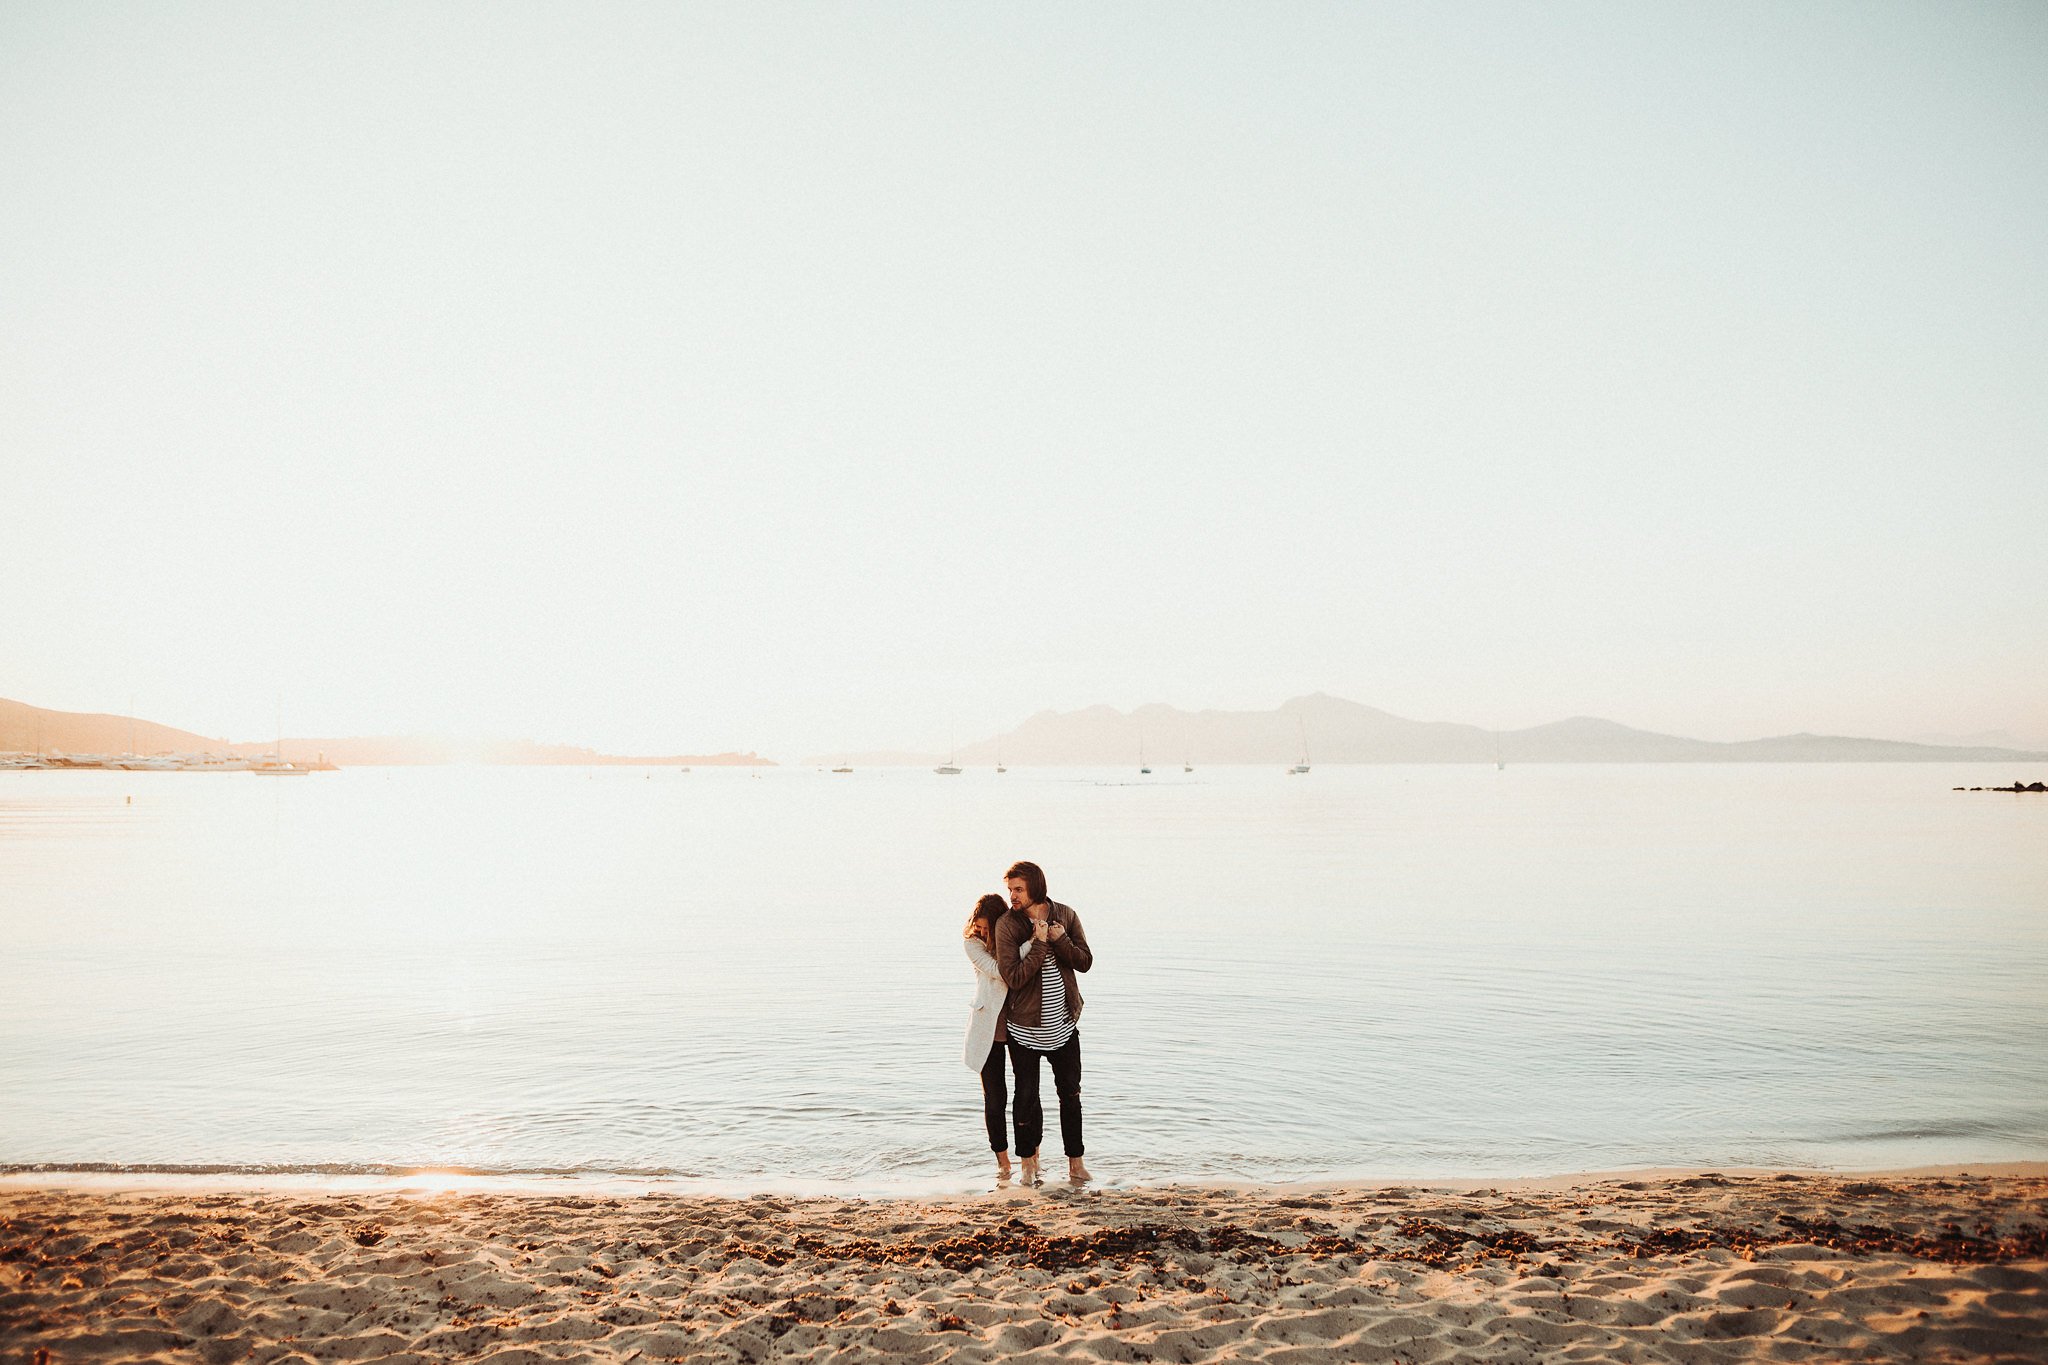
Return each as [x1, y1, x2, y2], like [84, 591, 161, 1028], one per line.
[2, 764, 2044, 1189]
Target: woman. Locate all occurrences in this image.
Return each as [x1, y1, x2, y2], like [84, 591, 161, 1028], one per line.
[963, 892, 1013, 1183]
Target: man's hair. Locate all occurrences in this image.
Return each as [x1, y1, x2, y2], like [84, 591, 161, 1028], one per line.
[1004, 860, 1047, 904]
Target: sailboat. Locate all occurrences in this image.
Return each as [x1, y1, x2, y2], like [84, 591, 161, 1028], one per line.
[832, 756, 853, 773]
[1139, 736, 1152, 774]
[250, 698, 309, 776]
[1288, 716, 1311, 775]
[1495, 731, 1504, 771]
[995, 741, 1006, 774]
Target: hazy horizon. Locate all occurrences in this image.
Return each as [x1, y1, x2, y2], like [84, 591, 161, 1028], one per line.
[6, 3, 2045, 759]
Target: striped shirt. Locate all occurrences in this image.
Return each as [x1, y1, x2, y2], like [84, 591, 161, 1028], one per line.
[1007, 946, 1076, 1051]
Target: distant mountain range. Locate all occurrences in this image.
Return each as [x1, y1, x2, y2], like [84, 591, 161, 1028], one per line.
[9, 693, 2042, 772]
[0, 699, 774, 767]
[808, 693, 2048, 767]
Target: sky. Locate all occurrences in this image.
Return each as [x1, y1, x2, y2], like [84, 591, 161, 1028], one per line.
[3, 2, 2045, 758]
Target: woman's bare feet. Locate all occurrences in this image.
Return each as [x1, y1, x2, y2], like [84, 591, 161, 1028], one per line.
[1067, 1157, 1092, 1184]
[995, 1152, 1013, 1186]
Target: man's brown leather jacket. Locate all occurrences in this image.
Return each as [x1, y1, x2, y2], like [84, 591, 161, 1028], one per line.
[994, 901, 1093, 1030]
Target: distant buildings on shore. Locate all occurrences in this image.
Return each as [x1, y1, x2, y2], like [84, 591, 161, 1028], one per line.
[0, 751, 337, 772]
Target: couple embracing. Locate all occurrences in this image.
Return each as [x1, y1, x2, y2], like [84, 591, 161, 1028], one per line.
[962, 860, 1094, 1186]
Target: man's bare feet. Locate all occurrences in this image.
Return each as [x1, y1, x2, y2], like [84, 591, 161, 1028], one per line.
[1067, 1158, 1092, 1184]
[1020, 1155, 1042, 1186]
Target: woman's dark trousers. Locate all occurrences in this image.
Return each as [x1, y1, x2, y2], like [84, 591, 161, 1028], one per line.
[979, 1038, 1010, 1152]
[1007, 1031, 1083, 1159]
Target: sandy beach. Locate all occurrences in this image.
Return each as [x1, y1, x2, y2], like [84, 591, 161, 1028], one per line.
[3, 1170, 2043, 1363]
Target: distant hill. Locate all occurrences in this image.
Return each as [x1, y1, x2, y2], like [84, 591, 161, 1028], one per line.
[0, 699, 773, 767]
[805, 693, 2048, 766]
[1910, 727, 2048, 752]
[0, 698, 223, 756]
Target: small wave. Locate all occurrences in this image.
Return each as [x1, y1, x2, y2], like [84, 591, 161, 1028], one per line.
[1820, 1120, 2017, 1143]
[0, 1160, 695, 1179]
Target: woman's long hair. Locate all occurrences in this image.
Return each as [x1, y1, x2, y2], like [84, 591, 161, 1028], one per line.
[964, 893, 1006, 945]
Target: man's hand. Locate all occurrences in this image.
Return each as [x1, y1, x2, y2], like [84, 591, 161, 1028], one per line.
[1033, 919, 1051, 943]
[1048, 923, 1066, 942]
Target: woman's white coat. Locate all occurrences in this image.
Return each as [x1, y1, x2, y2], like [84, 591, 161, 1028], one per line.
[963, 936, 1006, 1069]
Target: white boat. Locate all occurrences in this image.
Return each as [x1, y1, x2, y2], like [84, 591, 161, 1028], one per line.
[934, 764, 962, 776]
[1289, 716, 1311, 775]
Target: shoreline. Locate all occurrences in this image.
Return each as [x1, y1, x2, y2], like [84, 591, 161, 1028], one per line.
[4, 1159, 2045, 1200]
[5, 1171, 2042, 1363]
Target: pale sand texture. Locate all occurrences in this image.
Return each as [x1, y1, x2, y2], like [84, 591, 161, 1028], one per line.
[3, 1173, 2043, 1363]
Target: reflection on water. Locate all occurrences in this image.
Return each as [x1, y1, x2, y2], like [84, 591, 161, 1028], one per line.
[1, 763, 2044, 1185]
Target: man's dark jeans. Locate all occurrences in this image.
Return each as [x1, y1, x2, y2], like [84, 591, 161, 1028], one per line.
[1007, 1031, 1082, 1159]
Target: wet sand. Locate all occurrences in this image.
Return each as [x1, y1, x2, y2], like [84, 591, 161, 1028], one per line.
[3, 1171, 2044, 1363]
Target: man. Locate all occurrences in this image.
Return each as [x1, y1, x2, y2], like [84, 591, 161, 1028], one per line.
[993, 859, 1093, 1185]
